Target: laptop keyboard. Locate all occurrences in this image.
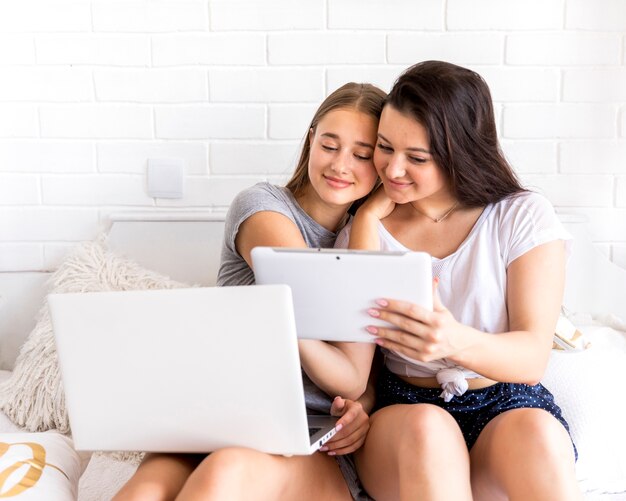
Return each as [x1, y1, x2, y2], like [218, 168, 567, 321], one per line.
[308, 427, 322, 438]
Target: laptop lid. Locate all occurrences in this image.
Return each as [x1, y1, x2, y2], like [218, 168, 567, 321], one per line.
[48, 285, 332, 456]
[251, 247, 433, 343]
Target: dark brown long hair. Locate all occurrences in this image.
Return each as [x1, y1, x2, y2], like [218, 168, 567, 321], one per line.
[386, 60, 524, 207]
[286, 83, 386, 203]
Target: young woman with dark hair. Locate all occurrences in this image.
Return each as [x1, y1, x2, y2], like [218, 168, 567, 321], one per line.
[339, 61, 581, 500]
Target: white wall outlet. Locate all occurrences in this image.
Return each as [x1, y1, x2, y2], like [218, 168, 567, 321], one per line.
[147, 159, 185, 199]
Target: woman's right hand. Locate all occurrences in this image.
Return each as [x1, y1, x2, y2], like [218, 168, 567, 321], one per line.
[357, 184, 396, 221]
[320, 397, 370, 456]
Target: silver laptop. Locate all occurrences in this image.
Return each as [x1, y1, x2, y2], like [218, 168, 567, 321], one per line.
[48, 285, 337, 455]
[251, 247, 433, 343]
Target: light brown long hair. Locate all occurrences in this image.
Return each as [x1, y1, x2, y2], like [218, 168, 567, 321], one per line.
[386, 61, 524, 207]
[285, 83, 386, 205]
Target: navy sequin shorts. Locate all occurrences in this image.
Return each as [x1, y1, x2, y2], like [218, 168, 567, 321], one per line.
[376, 367, 577, 461]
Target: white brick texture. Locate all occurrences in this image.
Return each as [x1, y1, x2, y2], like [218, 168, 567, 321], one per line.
[157, 176, 264, 208]
[0, 36, 35, 65]
[268, 33, 385, 65]
[0, 175, 40, 205]
[617, 177, 626, 207]
[155, 106, 265, 139]
[447, 0, 562, 30]
[388, 34, 503, 65]
[0, 68, 93, 102]
[152, 34, 265, 66]
[503, 105, 616, 139]
[268, 105, 317, 140]
[0, 244, 43, 272]
[36, 35, 151, 66]
[97, 142, 207, 175]
[209, 68, 323, 103]
[1, 1, 625, 270]
[42, 174, 153, 206]
[210, 0, 324, 31]
[0, 2, 91, 33]
[0, 208, 99, 241]
[474, 67, 559, 102]
[0, 141, 94, 173]
[326, 67, 405, 94]
[521, 174, 614, 207]
[94, 69, 208, 103]
[563, 69, 626, 102]
[500, 141, 557, 174]
[560, 141, 626, 174]
[40, 105, 153, 139]
[210, 142, 299, 175]
[506, 33, 621, 66]
[92, 2, 208, 33]
[328, 0, 443, 30]
[0, 105, 39, 138]
[566, 0, 626, 31]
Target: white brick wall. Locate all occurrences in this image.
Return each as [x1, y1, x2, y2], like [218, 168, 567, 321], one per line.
[0, 0, 624, 271]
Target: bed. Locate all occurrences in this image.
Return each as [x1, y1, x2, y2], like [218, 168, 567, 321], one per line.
[0, 210, 624, 500]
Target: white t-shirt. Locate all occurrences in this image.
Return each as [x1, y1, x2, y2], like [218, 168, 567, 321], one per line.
[335, 191, 572, 383]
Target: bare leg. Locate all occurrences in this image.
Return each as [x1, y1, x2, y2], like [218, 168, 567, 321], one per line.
[113, 453, 203, 501]
[355, 404, 472, 501]
[470, 408, 581, 501]
[176, 447, 352, 501]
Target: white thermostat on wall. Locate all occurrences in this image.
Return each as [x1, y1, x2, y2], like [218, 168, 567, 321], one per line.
[147, 158, 185, 199]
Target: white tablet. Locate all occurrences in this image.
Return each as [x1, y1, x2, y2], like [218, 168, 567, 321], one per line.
[251, 247, 433, 343]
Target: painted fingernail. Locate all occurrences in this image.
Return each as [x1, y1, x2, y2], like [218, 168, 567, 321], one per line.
[328, 451, 336, 456]
[319, 446, 328, 452]
[366, 326, 378, 334]
[335, 423, 343, 432]
[367, 308, 380, 317]
[375, 338, 384, 346]
[376, 299, 388, 307]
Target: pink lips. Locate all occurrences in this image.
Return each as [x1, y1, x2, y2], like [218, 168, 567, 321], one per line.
[323, 175, 353, 189]
[386, 178, 413, 189]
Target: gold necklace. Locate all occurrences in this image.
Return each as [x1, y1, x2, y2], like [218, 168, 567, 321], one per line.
[410, 201, 459, 223]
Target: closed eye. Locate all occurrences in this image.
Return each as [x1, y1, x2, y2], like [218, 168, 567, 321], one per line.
[377, 143, 392, 153]
[408, 156, 428, 164]
[321, 145, 338, 152]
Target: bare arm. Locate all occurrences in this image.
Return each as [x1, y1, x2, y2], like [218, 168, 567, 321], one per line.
[236, 211, 374, 400]
[370, 240, 566, 384]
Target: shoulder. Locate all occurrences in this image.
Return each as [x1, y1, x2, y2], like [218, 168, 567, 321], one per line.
[490, 191, 571, 265]
[230, 182, 289, 209]
[493, 191, 560, 230]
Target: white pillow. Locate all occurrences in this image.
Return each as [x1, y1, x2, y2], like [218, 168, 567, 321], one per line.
[0, 236, 188, 434]
[0, 432, 82, 500]
[542, 326, 626, 495]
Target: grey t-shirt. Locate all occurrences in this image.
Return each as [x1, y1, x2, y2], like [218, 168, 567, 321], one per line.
[216, 181, 337, 413]
[217, 182, 336, 287]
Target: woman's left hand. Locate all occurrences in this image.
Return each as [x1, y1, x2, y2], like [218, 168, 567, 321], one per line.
[367, 279, 467, 362]
[320, 397, 370, 456]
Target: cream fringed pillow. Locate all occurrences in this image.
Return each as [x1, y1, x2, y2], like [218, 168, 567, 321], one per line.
[0, 236, 189, 434]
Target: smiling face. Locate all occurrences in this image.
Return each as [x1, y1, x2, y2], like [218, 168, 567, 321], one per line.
[304, 107, 379, 209]
[374, 105, 451, 205]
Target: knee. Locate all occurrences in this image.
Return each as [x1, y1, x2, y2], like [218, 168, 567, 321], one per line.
[498, 409, 573, 460]
[112, 481, 170, 501]
[401, 404, 459, 448]
[189, 447, 256, 488]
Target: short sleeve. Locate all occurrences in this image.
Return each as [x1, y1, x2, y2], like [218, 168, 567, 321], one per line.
[223, 183, 296, 255]
[501, 192, 573, 267]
